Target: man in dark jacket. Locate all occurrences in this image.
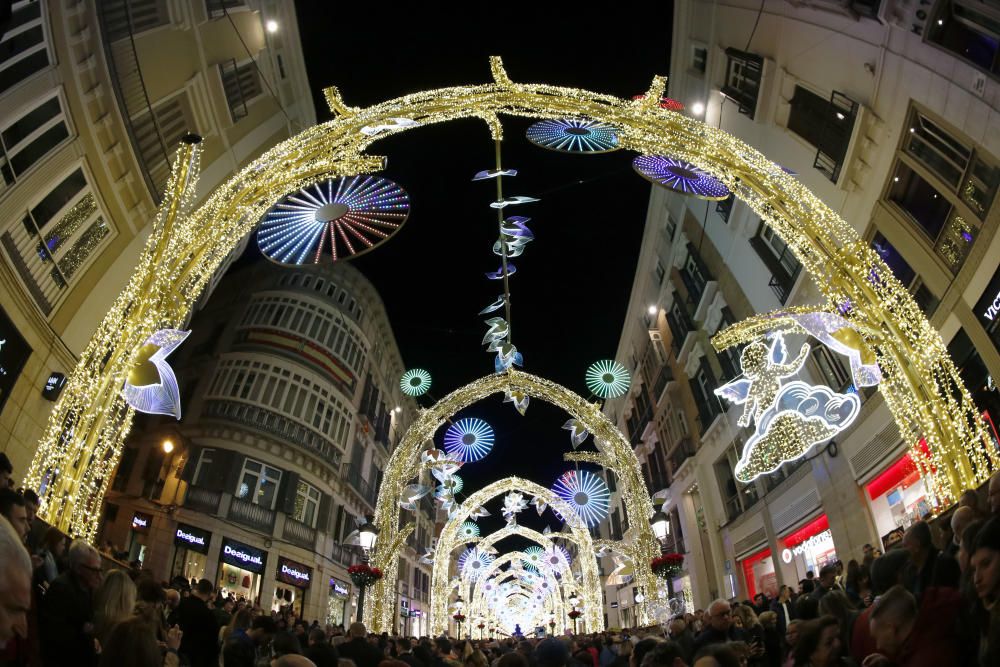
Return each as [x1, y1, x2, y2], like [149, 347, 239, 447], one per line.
[171, 578, 220, 667]
[692, 599, 745, 654]
[338, 622, 383, 667]
[304, 627, 340, 667]
[396, 637, 424, 667]
[223, 615, 276, 667]
[38, 539, 103, 667]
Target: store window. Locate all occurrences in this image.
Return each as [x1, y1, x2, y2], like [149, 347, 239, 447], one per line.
[948, 325, 1000, 448]
[928, 0, 1000, 78]
[787, 86, 858, 182]
[103, 0, 172, 40]
[328, 577, 350, 627]
[0, 1, 50, 97]
[127, 512, 153, 566]
[235, 458, 282, 510]
[0, 305, 31, 413]
[218, 538, 267, 605]
[171, 522, 212, 583]
[779, 516, 837, 582]
[721, 49, 763, 118]
[294, 480, 321, 528]
[870, 233, 940, 315]
[274, 556, 313, 618]
[865, 444, 932, 542]
[0, 93, 70, 189]
[740, 548, 776, 599]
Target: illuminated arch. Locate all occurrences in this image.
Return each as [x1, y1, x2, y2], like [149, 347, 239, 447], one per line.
[464, 551, 564, 634]
[25, 57, 992, 636]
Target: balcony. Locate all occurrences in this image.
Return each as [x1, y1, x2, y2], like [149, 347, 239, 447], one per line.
[329, 543, 354, 566]
[347, 464, 379, 508]
[627, 403, 653, 447]
[669, 437, 698, 473]
[204, 400, 342, 468]
[651, 365, 673, 406]
[228, 497, 275, 532]
[184, 485, 221, 514]
[283, 517, 317, 550]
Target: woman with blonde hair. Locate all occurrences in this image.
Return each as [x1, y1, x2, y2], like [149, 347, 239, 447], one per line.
[93, 568, 137, 647]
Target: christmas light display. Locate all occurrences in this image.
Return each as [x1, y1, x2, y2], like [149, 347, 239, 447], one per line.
[522, 546, 545, 571]
[121, 329, 190, 419]
[631, 95, 684, 111]
[257, 176, 409, 264]
[632, 155, 731, 200]
[473, 168, 518, 181]
[562, 419, 589, 448]
[585, 360, 631, 399]
[459, 548, 495, 580]
[443, 418, 495, 462]
[436, 474, 464, 496]
[715, 333, 810, 428]
[458, 521, 481, 540]
[525, 119, 620, 153]
[400, 369, 432, 396]
[553, 470, 611, 527]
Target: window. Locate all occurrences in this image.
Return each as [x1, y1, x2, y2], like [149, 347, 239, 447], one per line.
[750, 222, 801, 304]
[870, 232, 940, 315]
[692, 358, 721, 428]
[0, 168, 113, 315]
[236, 458, 282, 509]
[721, 49, 763, 118]
[811, 345, 851, 392]
[0, 2, 50, 97]
[131, 93, 196, 196]
[206, 0, 244, 18]
[294, 480, 321, 527]
[681, 246, 709, 301]
[220, 60, 263, 122]
[102, 0, 171, 41]
[0, 94, 70, 187]
[928, 0, 1000, 77]
[716, 194, 735, 223]
[787, 86, 858, 182]
[664, 215, 677, 243]
[691, 46, 708, 74]
[276, 54, 287, 79]
[654, 260, 666, 285]
[192, 449, 216, 487]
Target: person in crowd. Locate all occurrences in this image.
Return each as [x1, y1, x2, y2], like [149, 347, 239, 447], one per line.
[817, 591, 857, 655]
[971, 516, 1000, 666]
[988, 472, 1000, 517]
[534, 638, 571, 667]
[900, 520, 959, 600]
[171, 578, 219, 667]
[843, 561, 862, 606]
[751, 594, 770, 617]
[631, 637, 662, 667]
[668, 618, 694, 664]
[0, 453, 12, 489]
[848, 548, 909, 663]
[809, 565, 838, 601]
[791, 617, 844, 667]
[213, 596, 234, 628]
[340, 622, 386, 667]
[781, 621, 801, 667]
[462, 642, 489, 667]
[0, 516, 32, 645]
[223, 614, 276, 667]
[273, 630, 304, 659]
[960, 488, 982, 513]
[959, 518, 986, 573]
[93, 568, 137, 647]
[794, 597, 818, 622]
[861, 545, 875, 570]
[638, 640, 686, 667]
[611, 637, 632, 667]
[39, 538, 103, 666]
[863, 583, 960, 666]
[796, 580, 814, 597]
[35, 526, 64, 588]
[0, 489, 29, 542]
[756, 612, 781, 667]
[770, 586, 795, 637]
[950, 505, 977, 555]
[98, 616, 182, 667]
[691, 642, 740, 667]
[275, 656, 320, 667]
[134, 577, 169, 642]
[694, 600, 744, 652]
[731, 605, 765, 665]
[395, 637, 422, 667]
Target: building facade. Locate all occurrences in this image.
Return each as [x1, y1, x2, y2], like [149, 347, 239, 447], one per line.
[0, 0, 315, 481]
[102, 259, 435, 630]
[601, 0, 1000, 621]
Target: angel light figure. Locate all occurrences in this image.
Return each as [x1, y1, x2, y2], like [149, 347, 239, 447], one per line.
[716, 333, 810, 427]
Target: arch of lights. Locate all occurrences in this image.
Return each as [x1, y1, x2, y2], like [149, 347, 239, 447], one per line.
[464, 551, 566, 635]
[430, 477, 602, 635]
[24, 57, 994, 634]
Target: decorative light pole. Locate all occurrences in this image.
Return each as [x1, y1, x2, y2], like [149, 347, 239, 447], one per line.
[453, 595, 466, 639]
[650, 509, 676, 599]
[568, 592, 581, 634]
[548, 612, 556, 636]
[351, 516, 380, 622]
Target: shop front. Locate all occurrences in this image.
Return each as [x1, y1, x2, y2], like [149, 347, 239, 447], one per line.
[128, 511, 153, 565]
[327, 577, 350, 628]
[740, 547, 776, 599]
[780, 515, 837, 582]
[218, 537, 267, 605]
[865, 445, 931, 541]
[171, 522, 212, 583]
[273, 556, 313, 618]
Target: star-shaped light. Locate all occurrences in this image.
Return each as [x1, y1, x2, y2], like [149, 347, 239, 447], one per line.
[503, 492, 529, 523]
[122, 329, 191, 419]
[504, 389, 529, 415]
[532, 496, 548, 516]
[562, 419, 589, 448]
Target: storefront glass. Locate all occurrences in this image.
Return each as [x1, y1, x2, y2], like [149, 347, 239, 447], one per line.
[780, 515, 837, 582]
[171, 522, 212, 582]
[273, 556, 312, 618]
[327, 577, 350, 628]
[218, 538, 267, 605]
[128, 512, 153, 565]
[865, 447, 931, 540]
[740, 548, 775, 599]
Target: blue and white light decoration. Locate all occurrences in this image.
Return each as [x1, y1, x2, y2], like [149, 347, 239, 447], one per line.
[257, 175, 410, 265]
[443, 418, 495, 462]
[400, 369, 432, 397]
[459, 548, 495, 581]
[525, 119, 620, 154]
[436, 474, 464, 496]
[121, 329, 190, 419]
[552, 470, 611, 527]
[521, 546, 545, 572]
[458, 521, 481, 540]
[632, 155, 732, 201]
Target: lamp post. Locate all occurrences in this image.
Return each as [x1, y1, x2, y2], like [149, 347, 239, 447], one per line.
[454, 595, 465, 639]
[356, 516, 379, 622]
[568, 592, 580, 634]
[650, 509, 675, 599]
[548, 612, 556, 636]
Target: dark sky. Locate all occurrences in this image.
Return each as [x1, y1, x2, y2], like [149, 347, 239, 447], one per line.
[249, 5, 673, 541]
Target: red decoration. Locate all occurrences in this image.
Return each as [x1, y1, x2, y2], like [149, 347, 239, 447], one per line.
[453, 613, 466, 622]
[631, 95, 685, 111]
[477, 623, 485, 629]
[348, 563, 383, 587]
[651, 553, 684, 579]
[567, 610, 582, 620]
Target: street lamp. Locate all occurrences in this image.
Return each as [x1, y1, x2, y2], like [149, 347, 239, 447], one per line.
[568, 592, 580, 634]
[454, 596, 465, 639]
[634, 591, 646, 604]
[651, 510, 670, 541]
[355, 516, 379, 622]
[162, 438, 175, 454]
[568, 592, 579, 607]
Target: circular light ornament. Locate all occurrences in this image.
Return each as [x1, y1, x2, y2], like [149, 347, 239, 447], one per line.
[458, 521, 481, 540]
[585, 360, 631, 399]
[257, 175, 410, 264]
[400, 369, 432, 397]
[522, 546, 545, 572]
[436, 475, 464, 496]
[443, 418, 495, 462]
[526, 119, 619, 154]
[553, 470, 611, 527]
[544, 545, 572, 571]
[632, 155, 731, 200]
[459, 548, 495, 580]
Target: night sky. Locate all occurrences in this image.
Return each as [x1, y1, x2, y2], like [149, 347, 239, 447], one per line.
[246, 6, 673, 541]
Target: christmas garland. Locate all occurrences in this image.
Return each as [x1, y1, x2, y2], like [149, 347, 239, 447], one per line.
[651, 553, 684, 580]
[348, 563, 383, 587]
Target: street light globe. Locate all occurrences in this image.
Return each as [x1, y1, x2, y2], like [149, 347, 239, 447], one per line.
[454, 596, 465, 610]
[265, 19, 279, 33]
[358, 517, 379, 550]
[647, 305, 658, 315]
[651, 509, 671, 540]
[635, 592, 645, 604]
[568, 592, 580, 606]
[162, 439, 175, 454]
[692, 101, 705, 116]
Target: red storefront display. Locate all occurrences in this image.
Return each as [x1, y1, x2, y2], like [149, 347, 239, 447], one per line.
[780, 515, 836, 581]
[865, 441, 931, 539]
[741, 547, 776, 599]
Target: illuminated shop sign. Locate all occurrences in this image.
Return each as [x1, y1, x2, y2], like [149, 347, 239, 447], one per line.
[131, 512, 153, 532]
[329, 578, 349, 596]
[42, 372, 66, 401]
[174, 523, 211, 554]
[220, 538, 267, 574]
[276, 557, 312, 587]
[977, 263, 1000, 324]
[0, 306, 32, 414]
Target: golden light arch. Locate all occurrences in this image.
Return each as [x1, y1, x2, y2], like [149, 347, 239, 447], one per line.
[463, 550, 565, 634]
[427, 477, 602, 635]
[21, 56, 991, 630]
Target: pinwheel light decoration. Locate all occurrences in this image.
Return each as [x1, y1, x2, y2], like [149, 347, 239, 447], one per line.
[458, 521, 481, 540]
[526, 118, 620, 153]
[400, 369, 432, 396]
[257, 176, 410, 264]
[632, 155, 732, 200]
[459, 548, 495, 580]
[585, 360, 631, 399]
[521, 546, 545, 572]
[436, 474, 464, 496]
[543, 545, 572, 572]
[553, 470, 611, 527]
[122, 329, 191, 419]
[398, 484, 431, 511]
[443, 418, 495, 462]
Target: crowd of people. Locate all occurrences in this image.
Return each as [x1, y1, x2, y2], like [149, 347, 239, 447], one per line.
[5, 455, 1000, 666]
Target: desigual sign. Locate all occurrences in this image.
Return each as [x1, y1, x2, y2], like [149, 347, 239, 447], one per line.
[976, 263, 1000, 325]
[131, 512, 153, 532]
[330, 578, 349, 596]
[220, 538, 267, 574]
[173, 523, 211, 554]
[276, 557, 312, 587]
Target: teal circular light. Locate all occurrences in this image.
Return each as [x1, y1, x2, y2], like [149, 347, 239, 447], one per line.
[458, 521, 480, 539]
[400, 369, 432, 396]
[585, 360, 630, 399]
